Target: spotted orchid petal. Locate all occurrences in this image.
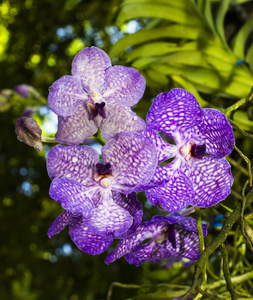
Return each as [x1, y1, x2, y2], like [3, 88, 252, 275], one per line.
[85, 191, 133, 237]
[48, 75, 88, 117]
[55, 103, 98, 144]
[145, 162, 194, 212]
[100, 103, 146, 139]
[146, 89, 202, 136]
[141, 129, 177, 162]
[106, 213, 206, 265]
[102, 132, 157, 194]
[49, 177, 95, 217]
[71, 47, 111, 93]
[184, 156, 233, 208]
[69, 216, 114, 255]
[106, 222, 155, 264]
[47, 210, 72, 238]
[47, 144, 99, 185]
[103, 65, 146, 106]
[112, 191, 143, 238]
[193, 108, 234, 158]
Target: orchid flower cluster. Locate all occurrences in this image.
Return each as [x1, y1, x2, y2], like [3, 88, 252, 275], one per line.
[15, 47, 235, 266]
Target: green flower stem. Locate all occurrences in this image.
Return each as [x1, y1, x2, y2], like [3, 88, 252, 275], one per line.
[193, 207, 206, 300]
[41, 135, 56, 143]
[228, 118, 253, 140]
[233, 142, 252, 187]
[181, 186, 253, 299]
[106, 282, 189, 300]
[220, 244, 238, 300]
[207, 270, 253, 290]
[93, 128, 107, 146]
[225, 86, 253, 118]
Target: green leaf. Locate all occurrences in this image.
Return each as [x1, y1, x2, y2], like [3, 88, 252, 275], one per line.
[215, 0, 230, 44]
[232, 17, 253, 59]
[116, 3, 202, 27]
[64, 0, 83, 11]
[109, 25, 214, 59]
[121, 0, 194, 10]
[204, 0, 216, 32]
[246, 42, 253, 70]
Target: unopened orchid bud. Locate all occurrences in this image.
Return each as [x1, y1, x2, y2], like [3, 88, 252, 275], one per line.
[14, 84, 41, 99]
[15, 117, 45, 151]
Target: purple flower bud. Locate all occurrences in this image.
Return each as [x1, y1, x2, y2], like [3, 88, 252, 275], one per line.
[14, 84, 31, 98]
[15, 117, 45, 151]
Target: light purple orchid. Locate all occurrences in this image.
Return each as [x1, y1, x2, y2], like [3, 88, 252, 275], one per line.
[48, 47, 146, 144]
[142, 88, 234, 212]
[106, 213, 207, 266]
[48, 210, 114, 255]
[47, 132, 157, 240]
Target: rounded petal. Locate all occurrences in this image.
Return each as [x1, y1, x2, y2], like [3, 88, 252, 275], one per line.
[146, 89, 202, 136]
[146, 163, 194, 212]
[100, 103, 146, 138]
[56, 103, 98, 145]
[69, 217, 114, 255]
[47, 144, 99, 184]
[194, 108, 234, 158]
[106, 222, 155, 264]
[102, 132, 157, 194]
[48, 75, 88, 117]
[71, 47, 111, 93]
[85, 192, 133, 237]
[141, 129, 177, 163]
[49, 177, 95, 217]
[47, 210, 72, 238]
[186, 156, 233, 207]
[112, 191, 143, 238]
[103, 65, 146, 106]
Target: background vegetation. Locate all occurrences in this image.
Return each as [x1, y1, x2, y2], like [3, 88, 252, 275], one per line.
[1, 0, 253, 299]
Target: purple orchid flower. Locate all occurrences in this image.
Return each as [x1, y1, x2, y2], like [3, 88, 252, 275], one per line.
[106, 213, 207, 266]
[141, 88, 234, 212]
[48, 47, 146, 144]
[47, 132, 157, 240]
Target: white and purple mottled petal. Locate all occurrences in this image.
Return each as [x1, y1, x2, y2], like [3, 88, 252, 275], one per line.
[55, 104, 98, 144]
[47, 210, 72, 238]
[100, 103, 146, 139]
[112, 191, 143, 238]
[146, 163, 194, 212]
[85, 191, 133, 237]
[47, 144, 99, 185]
[103, 65, 146, 106]
[71, 47, 111, 93]
[48, 75, 88, 117]
[102, 132, 157, 194]
[106, 222, 156, 264]
[175, 224, 202, 261]
[146, 89, 203, 135]
[141, 129, 177, 163]
[184, 156, 233, 207]
[69, 216, 114, 255]
[193, 108, 234, 158]
[49, 177, 95, 217]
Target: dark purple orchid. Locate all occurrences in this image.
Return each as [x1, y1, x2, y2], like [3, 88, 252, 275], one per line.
[141, 88, 234, 212]
[48, 47, 146, 144]
[47, 132, 157, 241]
[106, 213, 207, 266]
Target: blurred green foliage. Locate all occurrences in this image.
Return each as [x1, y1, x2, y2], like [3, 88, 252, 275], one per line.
[1, 0, 253, 299]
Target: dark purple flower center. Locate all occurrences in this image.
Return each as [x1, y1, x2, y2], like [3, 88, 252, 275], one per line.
[96, 162, 112, 175]
[92, 102, 106, 120]
[191, 144, 206, 159]
[167, 225, 176, 249]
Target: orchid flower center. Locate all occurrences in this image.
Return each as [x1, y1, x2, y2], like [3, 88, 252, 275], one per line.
[95, 163, 113, 188]
[92, 102, 106, 120]
[91, 92, 102, 102]
[179, 142, 206, 160]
